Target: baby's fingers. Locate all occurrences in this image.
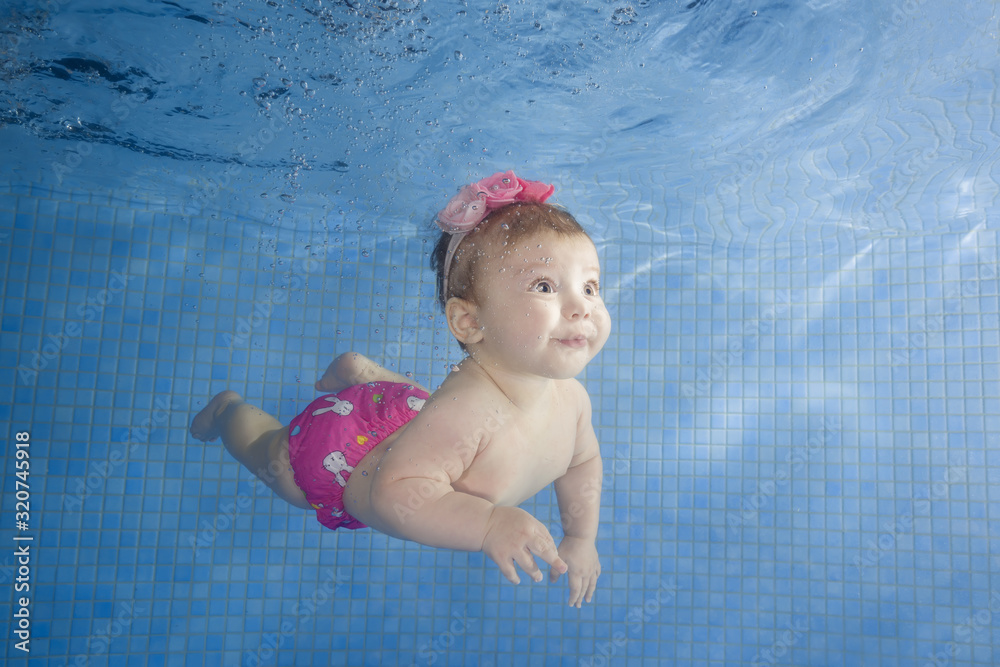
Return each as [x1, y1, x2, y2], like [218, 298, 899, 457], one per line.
[497, 558, 522, 585]
[581, 573, 598, 605]
[566, 575, 581, 607]
[567, 572, 599, 608]
[514, 549, 545, 583]
[531, 537, 567, 577]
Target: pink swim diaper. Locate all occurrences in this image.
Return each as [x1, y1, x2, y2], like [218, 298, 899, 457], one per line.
[287, 381, 428, 530]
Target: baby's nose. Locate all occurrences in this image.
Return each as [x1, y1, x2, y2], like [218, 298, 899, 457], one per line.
[563, 293, 590, 319]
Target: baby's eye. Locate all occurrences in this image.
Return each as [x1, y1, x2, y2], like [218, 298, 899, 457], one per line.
[532, 280, 554, 293]
[585, 282, 600, 296]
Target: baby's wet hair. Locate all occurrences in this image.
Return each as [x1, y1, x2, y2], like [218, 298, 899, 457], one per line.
[431, 202, 590, 311]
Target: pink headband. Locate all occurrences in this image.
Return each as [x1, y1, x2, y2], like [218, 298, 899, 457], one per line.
[435, 170, 555, 301]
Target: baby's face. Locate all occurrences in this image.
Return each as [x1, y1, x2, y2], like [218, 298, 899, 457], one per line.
[470, 231, 611, 379]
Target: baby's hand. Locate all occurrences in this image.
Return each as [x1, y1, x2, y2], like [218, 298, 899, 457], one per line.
[549, 536, 601, 607]
[481, 507, 568, 585]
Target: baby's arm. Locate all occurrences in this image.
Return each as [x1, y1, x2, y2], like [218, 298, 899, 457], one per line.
[551, 384, 603, 607]
[554, 449, 602, 539]
[364, 401, 567, 583]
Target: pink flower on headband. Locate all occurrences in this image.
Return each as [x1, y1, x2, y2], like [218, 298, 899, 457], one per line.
[436, 170, 555, 233]
[437, 185, 489, 230]
[478, 171, 522, 209]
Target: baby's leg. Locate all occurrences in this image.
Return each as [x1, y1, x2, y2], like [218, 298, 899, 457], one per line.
[316, 351, 428, 393]
[190, 391, 311, 510]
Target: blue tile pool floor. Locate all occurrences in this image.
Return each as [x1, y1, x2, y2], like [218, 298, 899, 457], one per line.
[0, 181, 997, 666]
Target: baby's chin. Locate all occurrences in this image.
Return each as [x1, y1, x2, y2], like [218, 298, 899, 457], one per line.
[535, 359, 595, 380]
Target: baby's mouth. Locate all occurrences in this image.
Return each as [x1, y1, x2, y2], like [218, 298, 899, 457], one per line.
[555, 335, 588, 348]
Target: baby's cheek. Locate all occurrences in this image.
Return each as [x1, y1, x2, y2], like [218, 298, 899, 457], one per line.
[596, 307, 612, 337]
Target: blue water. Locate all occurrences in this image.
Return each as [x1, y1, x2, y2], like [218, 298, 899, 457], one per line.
[1, 0, 999, 665]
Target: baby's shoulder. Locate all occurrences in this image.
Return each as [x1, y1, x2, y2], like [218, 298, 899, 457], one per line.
[422, 366, 505, 418]
[556, 377, 593, 415]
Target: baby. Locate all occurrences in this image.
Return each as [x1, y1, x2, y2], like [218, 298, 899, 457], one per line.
[191, 171, 611, 607]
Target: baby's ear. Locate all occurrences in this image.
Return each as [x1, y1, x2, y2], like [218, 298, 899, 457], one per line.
[445, 297, 484, 346]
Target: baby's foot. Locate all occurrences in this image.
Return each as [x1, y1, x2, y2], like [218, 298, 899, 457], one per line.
[315, 352, 374, 393]
[190, 390, 241, 441]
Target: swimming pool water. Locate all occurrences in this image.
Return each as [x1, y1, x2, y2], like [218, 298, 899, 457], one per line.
[1, 1, 999, 665]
